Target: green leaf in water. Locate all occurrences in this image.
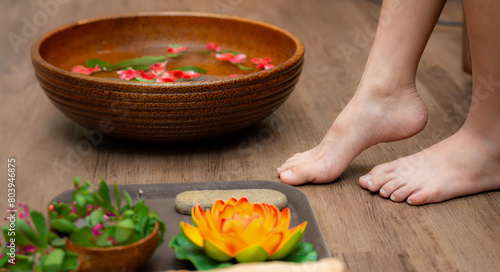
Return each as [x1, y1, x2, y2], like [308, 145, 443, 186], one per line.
[133, 77, 157, 82]
[195, 50, 211, 55]
[165, 51, 189, 58]
[176, 66, 208, 74]
[105, 55, 167, 71]
[218, 49, 240, 55]
[235, 63, 255, 71]
[85, 59, 110, 69]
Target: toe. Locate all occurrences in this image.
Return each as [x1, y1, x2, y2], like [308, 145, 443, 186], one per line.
[360, 161, 400, 191]
[389, 185, 415, 202]
[359, 174, 373, 189]
[360, 172, 397, 192]
[379, 178, 405, 198]
[280, 160, 332, 185]
[280, 162, 311, 185]
[278, 153, 309, 175]
[407, 192, 427, 205]
[368, 161, 395, 177]
[279, 166, 309, 185]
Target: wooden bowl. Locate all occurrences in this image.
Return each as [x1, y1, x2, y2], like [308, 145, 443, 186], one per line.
[66, 222, 159, 272]
[31, 12, 304, 142]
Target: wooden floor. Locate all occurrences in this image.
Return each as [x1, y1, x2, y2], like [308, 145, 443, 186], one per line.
[1, 0, 499, 271]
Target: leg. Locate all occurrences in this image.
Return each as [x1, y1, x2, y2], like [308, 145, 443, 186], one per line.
[278, 0, 446, 184]
[361, 0, 500, 205]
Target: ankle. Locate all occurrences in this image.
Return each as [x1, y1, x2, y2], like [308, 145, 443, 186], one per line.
[357, 72, 416, 98]
[461, 123, 500, 162]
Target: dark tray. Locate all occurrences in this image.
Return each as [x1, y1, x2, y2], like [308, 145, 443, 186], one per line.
[52, 180, 331, 271]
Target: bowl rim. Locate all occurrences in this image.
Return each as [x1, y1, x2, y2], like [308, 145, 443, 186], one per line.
[31, 11, 305, 93]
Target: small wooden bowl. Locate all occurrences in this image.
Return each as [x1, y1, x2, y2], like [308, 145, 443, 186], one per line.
[66, 222, 159, 272]
[31, 12, 304, 142]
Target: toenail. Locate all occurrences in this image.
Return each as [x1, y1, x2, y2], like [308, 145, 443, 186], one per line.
[380, 188, 386, 196]
[277, 167, 281, 172]
[390, 195, 396, 201]
[368, 180, 373, 188]
[407, 199, 413, 205]
[281, 170, 293, 177]
[360, 174, 372, 182]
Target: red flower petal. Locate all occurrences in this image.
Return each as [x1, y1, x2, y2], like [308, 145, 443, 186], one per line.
[251, 57, 272, 65]
[156, 72, 177, 82]
[228, 74, 243, 78]
[117, 68, 141, 80]
[167, 70, 184, 78]
[181, 71, 201, 80]
[141, 70, 157, 80]
[206, 42, 220, 52]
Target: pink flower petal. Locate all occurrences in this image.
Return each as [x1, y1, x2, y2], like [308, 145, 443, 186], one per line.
[229, 53, 247, 64]
[253, 57, 274, 69]
[167, 46, 187, 54]
[206, 42, 220, 52]
[149, 62, 167, 75]
[71, 65, 101, 75]
[108, 237, 118, 246]
[263, 64, 275, 70]
[215, 53, 235, 61]
[92, 223, 104, 236]
[228, 74, 243, 78]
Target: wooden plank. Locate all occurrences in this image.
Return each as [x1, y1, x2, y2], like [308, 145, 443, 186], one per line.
[1, 0, 498, 271]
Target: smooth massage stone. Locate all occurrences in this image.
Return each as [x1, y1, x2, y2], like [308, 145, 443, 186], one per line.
[175, 189, 288, 214]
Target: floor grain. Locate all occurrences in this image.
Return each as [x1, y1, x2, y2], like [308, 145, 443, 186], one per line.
[1, 0, 499, 271]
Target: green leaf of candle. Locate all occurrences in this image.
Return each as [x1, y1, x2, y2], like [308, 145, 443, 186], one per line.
[282, 242, 318, 263]
[169, 233, 234, 270]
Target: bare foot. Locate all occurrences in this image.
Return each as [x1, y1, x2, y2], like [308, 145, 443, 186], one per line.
[278, 82, 428, 185]
[359, 128, 500, 205]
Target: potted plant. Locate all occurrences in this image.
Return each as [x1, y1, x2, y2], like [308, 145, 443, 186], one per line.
[170, 197, 317, 270]
[48, 178, 166, 272]
[0, 203, 79, 272]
